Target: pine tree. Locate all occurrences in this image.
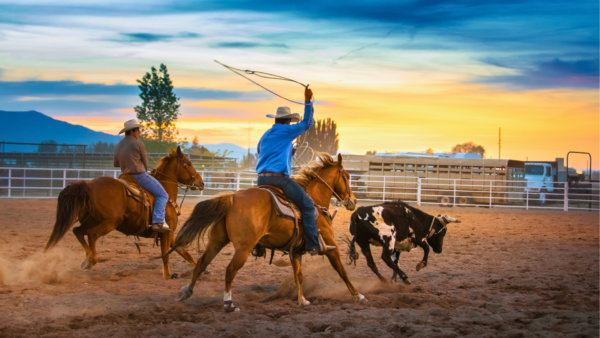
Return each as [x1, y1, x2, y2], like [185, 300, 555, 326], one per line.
[296, 118, 339, 160]
[134, 64, 181, 143]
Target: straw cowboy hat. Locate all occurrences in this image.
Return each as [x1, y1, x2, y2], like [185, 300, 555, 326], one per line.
[266, 107, 300, 123]
[119, 119, 144, 134]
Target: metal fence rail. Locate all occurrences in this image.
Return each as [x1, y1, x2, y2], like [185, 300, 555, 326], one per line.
[1, 167, 598, 211]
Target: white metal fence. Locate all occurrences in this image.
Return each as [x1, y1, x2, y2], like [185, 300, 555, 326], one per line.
[0, 167, 598, 211]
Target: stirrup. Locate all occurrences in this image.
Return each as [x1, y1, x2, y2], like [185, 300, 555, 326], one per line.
[309, 231, 336, 256]
[152, 221, 171, 233]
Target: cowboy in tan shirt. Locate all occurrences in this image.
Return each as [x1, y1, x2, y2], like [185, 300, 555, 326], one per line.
[114, 119, 170, 233]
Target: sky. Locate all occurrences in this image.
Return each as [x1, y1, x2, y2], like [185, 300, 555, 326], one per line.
[0, 0, 598, 168]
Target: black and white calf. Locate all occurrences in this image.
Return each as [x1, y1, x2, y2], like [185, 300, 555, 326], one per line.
[348, 201, 460, 285]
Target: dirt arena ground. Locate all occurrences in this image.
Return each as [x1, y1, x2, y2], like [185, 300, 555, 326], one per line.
[0, 199, 598, 338]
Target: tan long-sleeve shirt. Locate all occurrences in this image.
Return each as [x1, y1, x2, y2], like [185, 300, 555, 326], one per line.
[113, 135, 148, 174]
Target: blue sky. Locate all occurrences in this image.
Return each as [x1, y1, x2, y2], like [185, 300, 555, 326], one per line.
[0, 0, 598, 165]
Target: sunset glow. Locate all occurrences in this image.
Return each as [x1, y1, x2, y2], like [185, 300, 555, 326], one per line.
[1, 0, 598, 168]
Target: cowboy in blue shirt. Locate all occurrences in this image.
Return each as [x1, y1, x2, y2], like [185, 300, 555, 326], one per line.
[257, 87, 335, 256]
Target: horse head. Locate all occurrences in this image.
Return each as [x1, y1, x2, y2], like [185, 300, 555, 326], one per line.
[332, 153, 357, 211]
[169, 146, 204, 191]
[426, 214, 461, 254]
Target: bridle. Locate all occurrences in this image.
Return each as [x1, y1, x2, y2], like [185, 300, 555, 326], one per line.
[307, 164, 354, 208]
[152, 156, 203, 190]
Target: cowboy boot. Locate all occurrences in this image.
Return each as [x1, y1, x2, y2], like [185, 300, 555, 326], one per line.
[309, 230, 336, 256]
[151, 220, 171, 233]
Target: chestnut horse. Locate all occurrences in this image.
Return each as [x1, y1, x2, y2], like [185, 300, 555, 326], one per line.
[44, 146, 204, 279]
[171, 153, 366, 312]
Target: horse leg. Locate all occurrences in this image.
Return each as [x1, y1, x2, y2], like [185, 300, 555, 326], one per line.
[357, 239, 387, 282]
[175, 238, 228, 302]
[291, 253, 309, 306]
[85, 220, 118, 269]
[159, 233, 174, 280]
[415, 239, 430, 271]
[320, 227, 365, 301]
[380, 247, 411, 285]
[73, 225, 93, 270]
[223, 246, 253, 312]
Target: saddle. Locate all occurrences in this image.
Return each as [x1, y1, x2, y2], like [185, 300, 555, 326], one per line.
[258, 186, 319, 220]
[116, 174, 181, 230]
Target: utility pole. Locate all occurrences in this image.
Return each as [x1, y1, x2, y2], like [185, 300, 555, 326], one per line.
[498, 127, 501, 159]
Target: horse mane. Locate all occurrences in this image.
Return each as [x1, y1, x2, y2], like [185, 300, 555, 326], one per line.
[293, 153, 339, 188]
[155, 149, 178, 171]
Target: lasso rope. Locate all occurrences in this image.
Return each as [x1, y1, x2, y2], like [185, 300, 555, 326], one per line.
[214, 60, 314, 106]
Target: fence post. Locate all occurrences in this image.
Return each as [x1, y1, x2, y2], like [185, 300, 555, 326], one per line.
[236, 172, 241, 191]
[382, 176, 386, 202]
[453, 180, 457, 207]
[200, 172, 204, 196]
[526, 188, 529, 210]
[489, 181, 493, 207]
[8, 168, 11, 198]
[113, 171, 117, 179]
[564, 182, 569, 211]
[23, 168, 26, 197]
[63, 169, 66, 189]
[417, 177, 422, 206]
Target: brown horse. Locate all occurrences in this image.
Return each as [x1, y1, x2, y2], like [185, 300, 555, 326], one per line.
[171, 153, 366, 311]
[44, 146, 204, 279]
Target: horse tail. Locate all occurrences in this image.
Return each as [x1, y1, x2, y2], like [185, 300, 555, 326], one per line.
[169, 194, 234, 253]
[45, 181, 91, 252]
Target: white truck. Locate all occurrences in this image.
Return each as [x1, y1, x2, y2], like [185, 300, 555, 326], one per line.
[525, 163, 555, 205]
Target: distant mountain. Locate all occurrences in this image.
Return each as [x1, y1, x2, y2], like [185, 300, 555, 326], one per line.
[201, 143, 257, 160]
[1, 111, 259, 157]
[0, 110, 122, 152]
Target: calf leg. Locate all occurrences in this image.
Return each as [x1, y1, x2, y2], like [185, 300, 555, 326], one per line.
[415, 239, 430, 271]
[391, 250, 401, 282]
[356, 239, 387, 283]
[380, 247, 411, 285]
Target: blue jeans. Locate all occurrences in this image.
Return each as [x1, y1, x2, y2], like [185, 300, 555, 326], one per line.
[132, 172, 168, 224]
[257, 175, 319, 250]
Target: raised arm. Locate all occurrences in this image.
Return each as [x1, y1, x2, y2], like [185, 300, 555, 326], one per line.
[287, 86, 315, 138]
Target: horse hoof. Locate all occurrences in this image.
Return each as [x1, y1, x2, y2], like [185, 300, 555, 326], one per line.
[171, 273, 179, 279]
[175, 285, 193, 302]
[355, 294, 367, 302]
[224, 302, 239, 313]
[403, 278, 412, 285]
[80, 260, 91, 270]
[203, 269, 210, 275]
[416, 262, 425, 271]
[300, 298, 311, 306]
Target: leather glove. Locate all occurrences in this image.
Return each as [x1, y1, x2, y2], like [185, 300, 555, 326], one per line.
[304, 85, 313, 102]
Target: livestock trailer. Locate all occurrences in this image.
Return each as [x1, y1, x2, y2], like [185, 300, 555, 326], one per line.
[342, 154, 526, 205]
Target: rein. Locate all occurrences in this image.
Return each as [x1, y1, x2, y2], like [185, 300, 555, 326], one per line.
[293, 155, 352, 207]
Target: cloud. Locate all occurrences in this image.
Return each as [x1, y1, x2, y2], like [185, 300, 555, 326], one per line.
[0, 80, 272, 118]
[117, 31, 202, 43]
[211, 42, 288, 49]
[476, 58, 599, 90]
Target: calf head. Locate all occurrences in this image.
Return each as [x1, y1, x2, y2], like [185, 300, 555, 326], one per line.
[426, 214, 461, 254]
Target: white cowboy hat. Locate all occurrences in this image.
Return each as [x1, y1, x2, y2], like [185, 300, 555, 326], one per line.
[119, 119, 144, 134]
[266, 107, 300, 123]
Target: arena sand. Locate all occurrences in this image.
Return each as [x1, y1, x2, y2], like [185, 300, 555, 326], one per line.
[0, 199, 597, 337]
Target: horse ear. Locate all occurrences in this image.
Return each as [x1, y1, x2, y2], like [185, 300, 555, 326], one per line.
[176, 146, 183, 157]
[337, 153, 343, 166]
